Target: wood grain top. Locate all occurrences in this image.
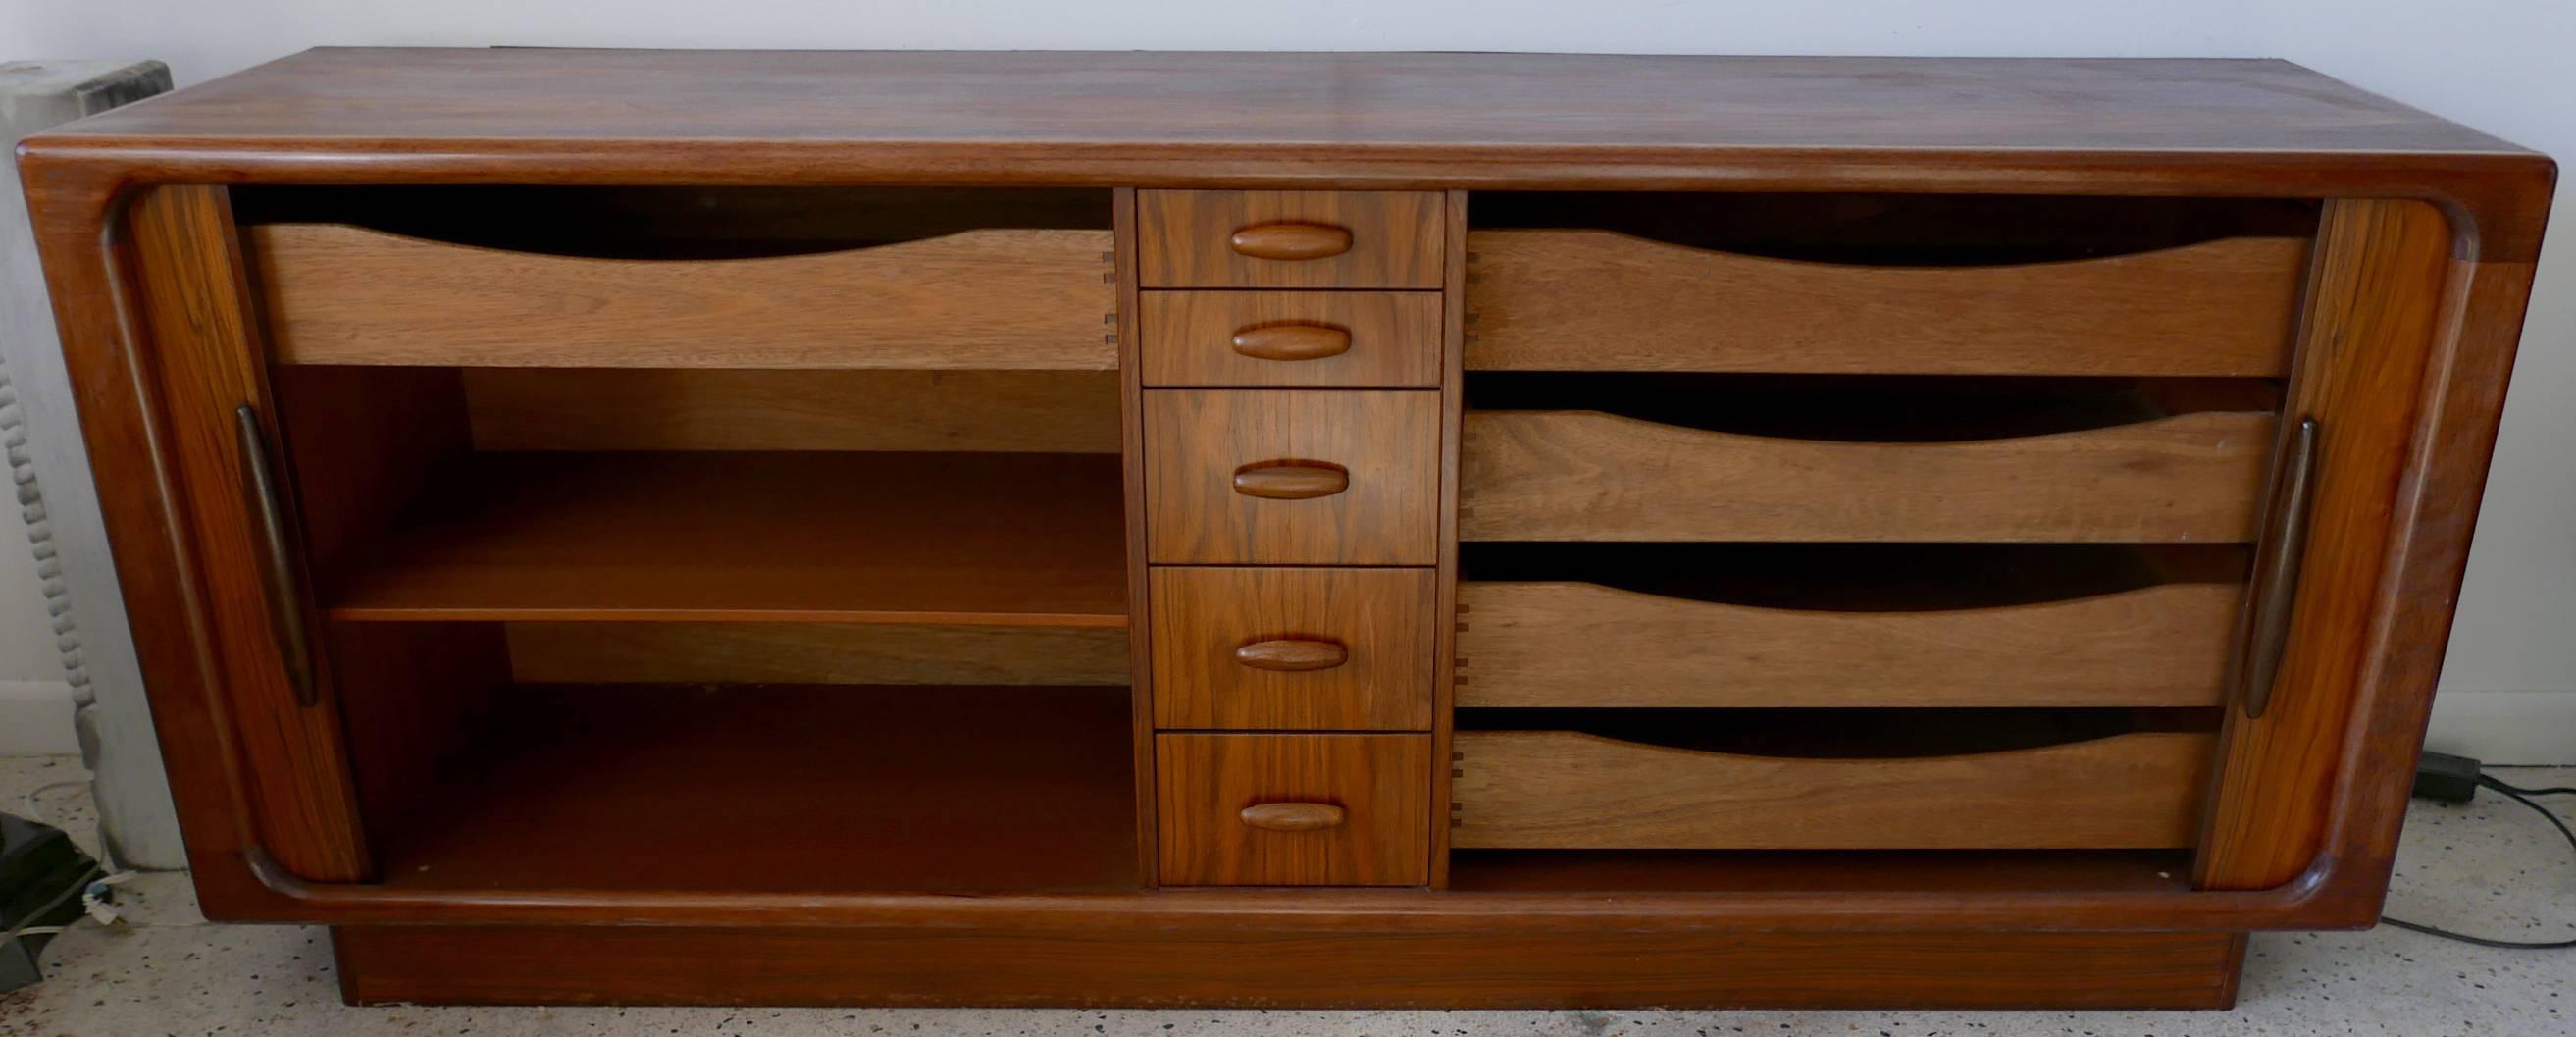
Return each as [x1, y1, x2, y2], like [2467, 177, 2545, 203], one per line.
[29, 49, 2527, 154]
[19, 49, 2553, 261]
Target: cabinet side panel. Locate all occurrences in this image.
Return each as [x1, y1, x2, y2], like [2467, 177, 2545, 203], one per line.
[1115, 187, 1158, 884]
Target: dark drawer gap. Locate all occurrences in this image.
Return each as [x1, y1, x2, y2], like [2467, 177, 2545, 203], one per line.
[1464, 373, 2280, 441]
[1454, 706, 2221, 757]
[1447, 849, 2196, 894]
[232, 185, 1113, 259]
[1468, 191, 2317, 266]
[1462, 543, 2246, 612]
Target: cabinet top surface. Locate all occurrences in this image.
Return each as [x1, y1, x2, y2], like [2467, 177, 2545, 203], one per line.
[35, 49, 2538, 153]
[19, 49, 2553, 209]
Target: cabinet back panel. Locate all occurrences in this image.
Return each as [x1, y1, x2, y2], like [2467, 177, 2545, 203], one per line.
[504, 622, 1131, 686]
[463, 369, 1120, 453]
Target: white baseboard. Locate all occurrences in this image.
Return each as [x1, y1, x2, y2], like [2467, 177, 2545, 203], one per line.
[0, 678, 78, 755]
[2427, 689, 2576, 765]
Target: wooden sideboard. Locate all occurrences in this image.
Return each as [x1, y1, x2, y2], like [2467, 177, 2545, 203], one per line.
[17, 49, 2553, 1010]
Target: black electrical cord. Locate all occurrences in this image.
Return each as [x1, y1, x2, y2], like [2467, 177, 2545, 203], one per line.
[2486, 777, 2576, 798]
[2381, 775, 2576, 950]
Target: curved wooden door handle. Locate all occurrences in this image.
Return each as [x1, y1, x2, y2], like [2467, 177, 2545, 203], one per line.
[1240, 803, 1347, 832]
[1228, 223, 1354, 261]
[1230, 323, 1353, 362]
[235, 405, 320, 708]
[2232, 416, 2322, 720]
[1234, 638, 1350, 672]
[1230, 461, 1349, 500]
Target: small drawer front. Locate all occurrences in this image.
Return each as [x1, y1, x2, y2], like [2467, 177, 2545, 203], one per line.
[1460, 410, 2273, 544]
[1140, 291, 1442, 388]
[1151, 567, 1438, 730]
[1146, 390, 1440, 565]
[1457, 578, 2240, 708]
[1157, 733, 1430, 885]
[1464, 230, 2308, 376]
[1452, 731, 2213, 851]
[1138, 190, 1444, 288]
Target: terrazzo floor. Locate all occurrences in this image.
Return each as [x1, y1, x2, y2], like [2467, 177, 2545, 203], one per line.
[4, 754, 2571, 1036]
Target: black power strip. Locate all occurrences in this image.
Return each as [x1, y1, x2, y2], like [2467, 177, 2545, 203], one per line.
[2413, 750, 2490, 804]
[1, 812, 99, 993]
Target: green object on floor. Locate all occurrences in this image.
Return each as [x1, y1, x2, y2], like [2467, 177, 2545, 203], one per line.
[1, 811, 99, 993]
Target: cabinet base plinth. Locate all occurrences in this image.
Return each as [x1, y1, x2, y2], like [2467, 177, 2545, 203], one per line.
[332, 924, 2247, 1010]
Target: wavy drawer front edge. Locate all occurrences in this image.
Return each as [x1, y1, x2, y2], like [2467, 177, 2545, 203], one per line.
[1459, 409, 2275, 544]
[1457, 580, 2239, 708]
[1452, 730, 2215, 851]
[247, 224, 1119, 369]
[1464, 230, 2307, 376]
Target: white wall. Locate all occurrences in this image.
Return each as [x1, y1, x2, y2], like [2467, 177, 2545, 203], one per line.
[2261, 2, 2576, 764]
[5, 1, 2570, 760]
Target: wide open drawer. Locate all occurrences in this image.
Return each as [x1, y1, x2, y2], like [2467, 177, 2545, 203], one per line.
[1456, 546, 2243, 709]
[1452, 727, 2213, 851]
[1464, 226, 2306, 376]
[244, 221, 1117, 369]
[1459, 407, 2274, 543]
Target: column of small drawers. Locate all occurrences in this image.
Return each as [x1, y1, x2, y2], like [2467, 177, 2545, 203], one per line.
[1133, 190, 1447, 886]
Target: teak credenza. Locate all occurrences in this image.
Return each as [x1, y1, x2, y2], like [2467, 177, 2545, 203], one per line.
[18, 49, 2554, 1010]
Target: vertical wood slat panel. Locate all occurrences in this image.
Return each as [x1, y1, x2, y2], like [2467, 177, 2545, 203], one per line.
[1430, 190, 1467, 888]
[126, 186, 371, 881]
[1114, 188, 1159, 884]
[2195, 199, 2453, 891]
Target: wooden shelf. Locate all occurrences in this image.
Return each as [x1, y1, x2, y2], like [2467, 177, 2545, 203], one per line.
[325, 451, 1127, 626]
[376, 683, 1139, 894]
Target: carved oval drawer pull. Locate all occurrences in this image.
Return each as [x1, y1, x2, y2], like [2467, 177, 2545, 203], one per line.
[1230, 323, 1353, 362]
[1240, 802, 1347, 832]
[1234, 638, 1350, 672]
[1228, 223, 1354, 261]
[1230, 460, 1350, 500]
